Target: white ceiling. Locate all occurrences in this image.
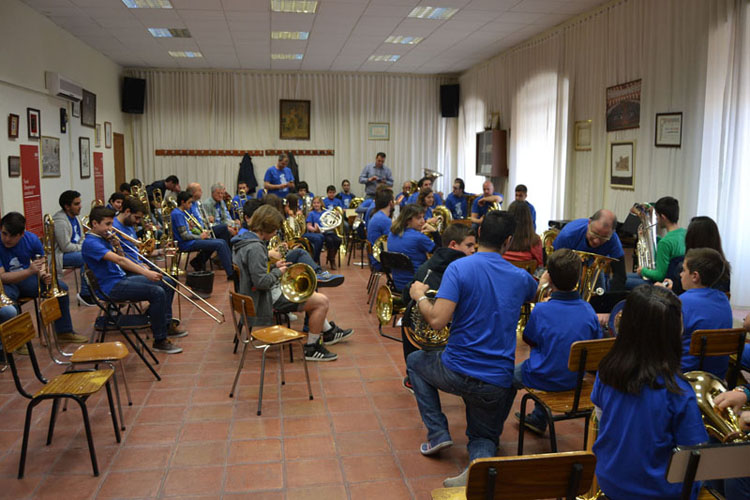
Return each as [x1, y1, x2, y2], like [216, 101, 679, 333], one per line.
[22, 0, 606, 74]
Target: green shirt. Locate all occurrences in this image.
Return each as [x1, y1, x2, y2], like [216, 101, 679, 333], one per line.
[641, 227, 686, 281]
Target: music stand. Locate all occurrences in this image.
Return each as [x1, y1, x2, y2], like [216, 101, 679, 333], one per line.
[666, 441, 750, 500]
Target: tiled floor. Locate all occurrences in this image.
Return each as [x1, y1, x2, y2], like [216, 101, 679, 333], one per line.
[0, 252, 626, 499]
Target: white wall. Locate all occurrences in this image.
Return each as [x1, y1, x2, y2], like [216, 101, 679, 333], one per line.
[0, 0, 126, 216]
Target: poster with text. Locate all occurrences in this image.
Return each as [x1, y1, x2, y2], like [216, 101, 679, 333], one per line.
[20, 144, 43, 238]
[94, 152, 104, 202]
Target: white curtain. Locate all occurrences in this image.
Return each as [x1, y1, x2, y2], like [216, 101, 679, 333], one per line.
[129, 71, 457, 199]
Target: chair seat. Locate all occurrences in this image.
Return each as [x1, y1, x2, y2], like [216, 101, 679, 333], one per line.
[699, 487, 721, 499]
[430, 487, 465, 500]
[35, 369, 114, 397]
[526, 380, 595, 413]
[252, 325, 306, 345]
[70, 342, 129, 363]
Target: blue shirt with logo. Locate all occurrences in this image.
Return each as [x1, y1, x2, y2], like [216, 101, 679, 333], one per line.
[552, 218, 624, 259]
[68, 215, 82, 244]
[471, 192, 503, 218]
[337, 192, 354, 208]
[323, 197, 343, 210]
[112, 218, 141, 264]
[387, 228, 436, 292]
[445, 193, 472, 219]
[171, 209, 197, 251]
[82, 233, 126, 295]
[264, 166, 295, 198]
[0, 232, 44, 272]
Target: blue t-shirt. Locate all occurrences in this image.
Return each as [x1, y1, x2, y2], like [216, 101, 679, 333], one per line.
[112, 218, 141, 264]
[82, 233, 126, 295]
[323, 197, 343, 210]
[264, 166, 295, 198]
[171, 209, 197, 250]
[445, 193, 472, 219]
[406, 192, 444, 206]
[397, 191, 410, 208]
[367, 211, 392, 267]
[438, 252, 537, 387]
[471, 193, 503, 218]
[387, 228, 435, 292]
[337, 192, 354, 208]
[424, 206, 433, 220]
[527, 201, 537, 229]
[552, 218, 624, 259]
[680, 287, 733, 377]
[522, 291, 601, 391]
[68, 215, 82, 244]
[306, 210, 325, 230]
[0, 232, 44, 272]
[189, 202, 204, 226]
[591, 375, 708, 500]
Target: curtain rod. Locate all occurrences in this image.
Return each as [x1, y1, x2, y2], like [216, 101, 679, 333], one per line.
[124, 67, 459, 81]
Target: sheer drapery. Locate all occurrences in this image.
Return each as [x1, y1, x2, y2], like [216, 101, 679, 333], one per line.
[129, 71, 457, 198]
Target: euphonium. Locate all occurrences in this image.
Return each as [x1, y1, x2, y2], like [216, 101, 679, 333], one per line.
[0, 277, 15, 308]
[574, 250, 615, 302]
[39, 215, 67, 299]
[375, 285, 394, 326]
[432, 206, 453, 234]
[283, 216, 302, 240]
[685, 371, 750, 443]
[630, 202, 657, 270]
[407, 181, 418, 196]
[280, 263, 316, 303]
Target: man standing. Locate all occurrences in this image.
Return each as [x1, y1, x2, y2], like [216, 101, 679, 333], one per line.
[264, 154, 295, 198]
[407, 212, 538, 487]
[52, 190, 93, 305]
[444, 178, 472, 219]
[359, 152, 394, 198]
[514, 184, 536, 229]
[470, 181, 503, 226]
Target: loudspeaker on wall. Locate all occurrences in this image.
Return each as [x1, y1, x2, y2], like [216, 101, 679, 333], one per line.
[440, 84, 459, 118]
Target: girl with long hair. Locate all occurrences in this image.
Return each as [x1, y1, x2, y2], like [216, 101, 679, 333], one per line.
[306, 196, 342, 269]
[503, 201, 543, 266]
[388, 204, 436, 293]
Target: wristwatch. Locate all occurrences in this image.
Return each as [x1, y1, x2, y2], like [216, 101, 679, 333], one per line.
[417, 295, 429, 305]
[733, 385, 750, 401]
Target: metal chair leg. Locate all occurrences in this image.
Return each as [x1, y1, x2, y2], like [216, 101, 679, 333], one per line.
[257, 345, 269, 416]
[517, 394, 529, 455]
[229, 341, 250, 398]
[109, 369, 125, 431]
[119, 359, 132, 406]
[368, 274, 381, 313]
[46, 398, 60, 445]
[104, 381, 121, 443]
[75, 397, 100, 476]
[19, 399, 41, 479]
[301, 341, 313, 400]
[279, 344, 286, 386]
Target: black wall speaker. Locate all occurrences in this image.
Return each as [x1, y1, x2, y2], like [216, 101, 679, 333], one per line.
[440, 84, 459, 118]
[122, 77, 146, 114]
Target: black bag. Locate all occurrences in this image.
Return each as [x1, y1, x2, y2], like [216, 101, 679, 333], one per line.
[186, 271, 214, 299]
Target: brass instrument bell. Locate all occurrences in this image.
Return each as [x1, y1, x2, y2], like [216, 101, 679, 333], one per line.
[685, 371, 749, 443]
[405, 289, 451, 350]
[432, 206, 453, 233]
[318, 208, 343, 232]
[372, 235, 388, 262]
[375, 285, 393, 326]
[280, 263, 317, 303]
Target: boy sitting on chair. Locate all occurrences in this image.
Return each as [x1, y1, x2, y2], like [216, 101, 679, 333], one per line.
[513, 248, 601, 435]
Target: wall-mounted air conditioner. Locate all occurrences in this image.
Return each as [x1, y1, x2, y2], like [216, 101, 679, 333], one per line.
[45, 71, 83, 101]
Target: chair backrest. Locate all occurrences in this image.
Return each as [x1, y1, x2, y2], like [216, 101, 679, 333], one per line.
[688, 328, 747, 357]
[39, 297, 62, 328]
[231, 264, 240, 292]
[465, 451, 596, 500]
[509, 259, 538, 275]
[380, 251, 413, 273]
[229, 291, 256, 318]
[0, 311, 36, 354]
[568, 337, 616, 372]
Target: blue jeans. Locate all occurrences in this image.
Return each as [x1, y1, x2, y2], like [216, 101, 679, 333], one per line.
[108, 275, 174, 341]
[624, 272, 654, 290]
[406, 349, 517, 461]
[285, 248, 323, 274]
[4, 275, 73, 333]
[0, 305, 18, 352]
[62, 251, 91, 297]
[303, 233, 324, 263]
[512, 362, 547, 426]
[212, 223, 233, 247]
[185, 239, 233, 277]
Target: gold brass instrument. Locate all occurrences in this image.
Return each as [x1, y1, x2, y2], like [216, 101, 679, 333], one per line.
[407, 181, 418, 196]
[466, 194, 479, 214]
[183, 209, 206, 236]
[349, 197, 364, 210]
[279, 263, 317, 303]
[375, 285, 393, 326]
[372, 235, 388, 262]
[91, 199, 104, 208]
[405, 289, 451, 350]
[283, 216, 303, 240]
[153, 188, 163, 208]
[319, 207, 343, 232]
[630, 202, 657, 270]
[0, 275, 16, 308]
[536, 250, 615, 302]
[302, 194, 313, 214]
[39, 215, 67, 299]
[423, 168, 443, 179]
[432, 206, 453, 234]
[685, 371, 750, 443]
[239, 189, 247, 203]
[542, 228, 560, 257]
[576, 412, 604, 500]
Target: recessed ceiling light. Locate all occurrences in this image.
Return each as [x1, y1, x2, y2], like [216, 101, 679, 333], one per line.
[270, 0, 318, 14]
[368, 55, 400, 62]
[168, 51, 202, 58]
[407, 6, 458, 20]
[271, 31, 310, 40]
[385, 35, 424, 45]
[148, 28, 191, 38]
[122, 0, 172, 8]
[271, 53, 304, 60]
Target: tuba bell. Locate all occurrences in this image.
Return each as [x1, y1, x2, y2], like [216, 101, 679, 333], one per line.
[349, 197, 364, 210]
[685, 371, 750, 443]
[422, 168, 443, 179]
[280, 263, 317, 303]
[630, 203, 657, 270]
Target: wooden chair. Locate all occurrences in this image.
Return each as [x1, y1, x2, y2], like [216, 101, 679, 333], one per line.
[37, 297, 131, 430]
[227, 291, 313, 416]
[508, 259, 539, 335]
[430, 451, 596, 500]
[375, 251, 413, 342]
[689, 328, 747, 389]
[0, 312, 121, 478]
[518, 337, 615, 454]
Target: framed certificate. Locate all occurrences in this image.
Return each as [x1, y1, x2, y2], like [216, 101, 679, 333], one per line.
[655, 112, 682, 147]
[609, 141, 635, 190]
[368, 122, 390, 140]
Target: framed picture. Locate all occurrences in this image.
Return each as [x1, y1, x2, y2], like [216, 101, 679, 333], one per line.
[41, 136, 61, 177]
[8, 156, 20, 177]
[95, 123, 102, 147]
[81, 89, 96, 128]
[655, 112, 682, 147]
[8, 114, 19, 138]
[606, 79, 641, 131]
[368, 122, 390, 140]
[279, 99, 310, 140]
[104, 121, 112, 148]
[79, 137, 91, 178]
[71, 100, 80, 118]
[574, 120, 592, 151]
[27, 108, 41, 139]
[609, 141, 635, 190]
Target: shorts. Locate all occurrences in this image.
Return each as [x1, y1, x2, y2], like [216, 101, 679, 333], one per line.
[273, 295, 304, 313]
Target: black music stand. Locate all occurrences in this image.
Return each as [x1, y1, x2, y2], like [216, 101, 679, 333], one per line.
[667, 441, 750, 500]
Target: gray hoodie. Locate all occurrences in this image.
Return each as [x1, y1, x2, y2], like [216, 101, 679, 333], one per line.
[232, 230, 282, 326]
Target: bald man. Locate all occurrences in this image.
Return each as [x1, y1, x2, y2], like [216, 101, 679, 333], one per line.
[552, 209, 626, 290]
[470, 181, 503, 226]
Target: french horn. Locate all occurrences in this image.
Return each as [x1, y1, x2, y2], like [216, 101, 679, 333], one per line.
[318, 207, 343, 232]
[685, 371, 749, 443]
[536, 250, 614, 302]
[375, 285, 393, 326]
[372, 234, 387, 262]
[432, 206, 453, 234]
[280, 263, 317, 303]
[404, 289, 450, 350]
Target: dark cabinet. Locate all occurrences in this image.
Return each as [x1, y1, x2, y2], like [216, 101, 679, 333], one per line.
[476, 130, 508, 178]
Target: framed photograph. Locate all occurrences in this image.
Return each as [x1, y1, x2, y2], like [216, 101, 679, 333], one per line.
[27, 108, 41, 139]
[609, 141, 635, 190]
[655, 112, 682, 147]
[8, 114, 19, 138]
[104, 121, 112, 148]
[574, 120, 592, 151]
[81, 89, 96, 128]
[79, 137, 91, 178]
[606, 79, 641, 131]
[8, 156, 20, 177]
[368, 122, 390, 141]
[71, 100, 80, 118]
[279, 99, 310, 140]
[95, 123, 102, 147]
[41, 136, 61, 177]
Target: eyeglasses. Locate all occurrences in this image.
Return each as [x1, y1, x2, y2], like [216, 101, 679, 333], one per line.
[587, 225, 612, 242]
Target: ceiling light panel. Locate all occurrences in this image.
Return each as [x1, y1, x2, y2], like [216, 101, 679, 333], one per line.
[168, 50, 202, 57]
[148, 28, 191, 37]
[368, 55, 400, 62]
[407, 6, 458, 20]
[271, 31, 309, 40]
[122, 0, 172, 8]
[385, 35, 423, 45]
[270, 0, 318, 14]
[271, 53, 304, 60]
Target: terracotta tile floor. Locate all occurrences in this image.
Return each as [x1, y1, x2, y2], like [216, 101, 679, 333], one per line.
[0, 252, 601, 499]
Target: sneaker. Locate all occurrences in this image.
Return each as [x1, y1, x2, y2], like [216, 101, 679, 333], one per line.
[57, 332, 89, 344]
[288, 313, 298, 322]
[152, 339, 183, 354]
[514, 411, 547, 435]
[443, 468, 469, 487]
[402, 376, 414, 395]
[167, 323, 188, 338]
[77, 293, 96, 307]
[420, 438, 453, 456]
[322, 324, 354, 345]
[304, 341, 338, 361]
[316, 271, 344, 287]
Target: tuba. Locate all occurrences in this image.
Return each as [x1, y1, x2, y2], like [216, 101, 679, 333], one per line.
[39, 215, 67, 299]
[423, 168, 443, 180]
[405, 289, 451, 350]
[685, 371, 750, 443]
[280, 263, 317, 303]
[536, 250, 615, 302]
[630, 202, 657, 270]
[432, 206, 453, 234]
[0, 275, 15, 308]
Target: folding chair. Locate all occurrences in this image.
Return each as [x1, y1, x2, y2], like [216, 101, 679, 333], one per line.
[227, 291, 313, 415]
[0, 312, 121, 478]
[689, 328, 747, 389]
[667, 441, 750, 500]
[376, 251, 414, 341]
[518, 337, 616, 454]
[430, 451, 596, 500]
